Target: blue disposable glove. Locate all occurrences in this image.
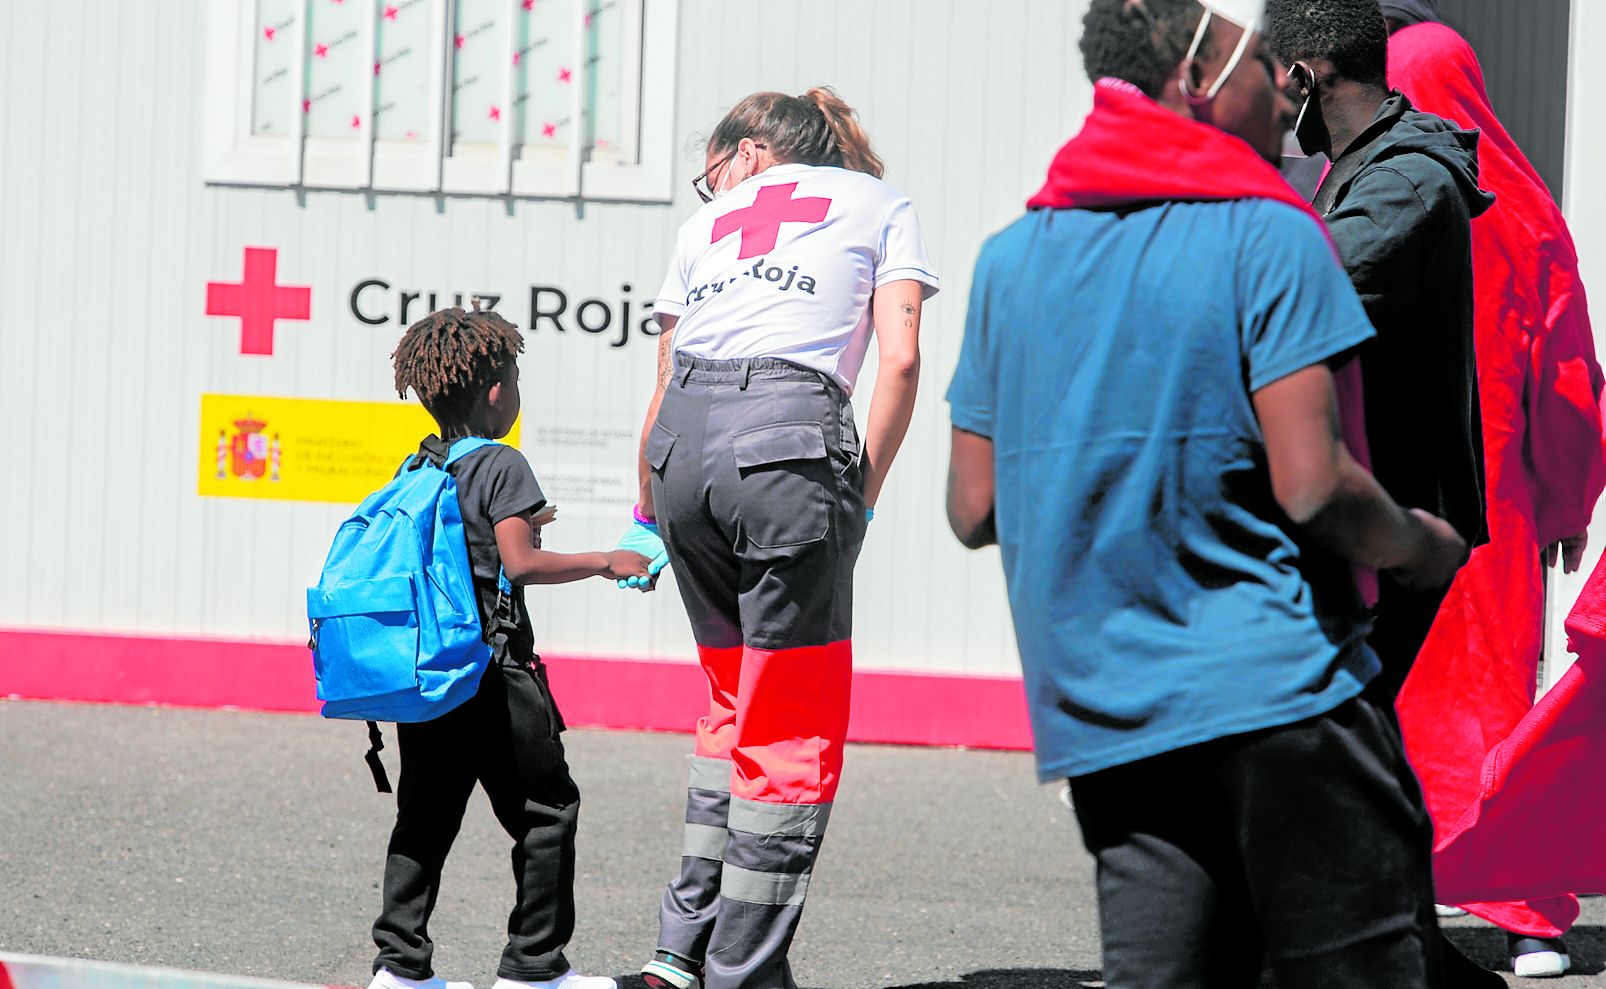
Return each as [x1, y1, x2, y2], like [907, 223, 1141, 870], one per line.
[616, 517, 669, 590]
[866, 507, 876, 523]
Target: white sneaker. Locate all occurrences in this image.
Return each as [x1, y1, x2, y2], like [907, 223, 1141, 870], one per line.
[369, 969, 474, 989]
[1509, 935, 1571, 978]
[1435, 903, 1469, 918]
[493, 973, 618, 989]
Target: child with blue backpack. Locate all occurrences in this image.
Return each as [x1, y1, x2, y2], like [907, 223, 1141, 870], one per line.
[359, 306, 648, 989]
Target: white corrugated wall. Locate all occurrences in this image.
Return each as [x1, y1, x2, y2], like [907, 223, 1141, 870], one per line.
[0, 2, 1101, 678]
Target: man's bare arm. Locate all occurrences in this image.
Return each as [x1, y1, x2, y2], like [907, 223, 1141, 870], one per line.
[947, 426, 997, 549]
[636, 315, 678, 516]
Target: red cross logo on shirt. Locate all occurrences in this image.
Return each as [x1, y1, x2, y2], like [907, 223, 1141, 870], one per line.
[206, 247, 311, 356]
[711, 182, 831, 260]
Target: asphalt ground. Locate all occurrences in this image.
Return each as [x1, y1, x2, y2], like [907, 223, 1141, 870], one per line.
[1, 700, 1601, 989]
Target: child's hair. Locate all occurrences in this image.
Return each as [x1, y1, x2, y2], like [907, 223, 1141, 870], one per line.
[708, 87, 884, 178]
[392, 307, 524, 425]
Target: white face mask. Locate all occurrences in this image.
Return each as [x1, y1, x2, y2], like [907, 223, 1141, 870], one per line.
[1180, 3, 1263, 104]
[711, 163, 735, 199]
[1206, 0, 1267, 32]
[712, 155, 754, 199]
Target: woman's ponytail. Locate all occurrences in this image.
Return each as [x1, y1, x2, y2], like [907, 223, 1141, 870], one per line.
[804, 87, 884, 178]
[707, 86, 884, 178]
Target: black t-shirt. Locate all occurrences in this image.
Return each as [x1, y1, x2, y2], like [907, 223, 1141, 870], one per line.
[416, 437, 546, 661]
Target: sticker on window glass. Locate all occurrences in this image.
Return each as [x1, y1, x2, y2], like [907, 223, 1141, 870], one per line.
[252, 0, 300, 137]
[304, 0, 368, 137]
[584, 0, 624, 155]
[376, 0, 432, 143]
[512, 0, 574, 152]
[451, 0, 504, 148]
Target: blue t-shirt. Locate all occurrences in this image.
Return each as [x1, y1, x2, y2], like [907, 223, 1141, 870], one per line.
[947, 198, 1381, 782]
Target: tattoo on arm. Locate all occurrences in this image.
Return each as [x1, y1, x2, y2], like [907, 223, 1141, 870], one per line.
[901, 301, 917, 329]
[656, 331, 674, 388]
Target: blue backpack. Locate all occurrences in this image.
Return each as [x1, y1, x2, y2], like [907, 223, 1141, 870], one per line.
[307, 436, 509, 786]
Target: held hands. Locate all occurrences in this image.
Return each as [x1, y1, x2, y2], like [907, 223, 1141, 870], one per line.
[1391, 509, 1468, 591]
[614, 515, 670, 591]
[603, 550, 653, 582]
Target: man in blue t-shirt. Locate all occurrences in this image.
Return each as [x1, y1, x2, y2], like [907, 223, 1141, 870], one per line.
[945, 1, 1467, 986]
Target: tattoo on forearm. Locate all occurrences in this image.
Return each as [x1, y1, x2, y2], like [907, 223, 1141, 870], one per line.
[657, 332, 674, 388]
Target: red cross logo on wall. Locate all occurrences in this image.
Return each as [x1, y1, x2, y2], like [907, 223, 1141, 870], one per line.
[206, 247, 311, 356]
[710, 183, 832, 260]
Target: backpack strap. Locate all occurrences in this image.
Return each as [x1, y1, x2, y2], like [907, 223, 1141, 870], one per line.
[491, 566, 516, 637]
[444, 436, 501, 467]
[434, 436, 517, 652]
[364, 720, 393, 793]
[405, 435, 501, 473]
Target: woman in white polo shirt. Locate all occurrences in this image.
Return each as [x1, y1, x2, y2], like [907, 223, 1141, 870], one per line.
[619, 87, 938, 989]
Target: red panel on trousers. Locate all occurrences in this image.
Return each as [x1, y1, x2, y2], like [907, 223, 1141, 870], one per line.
[731, 640, 853, 805]
[694, 644, 743, 760]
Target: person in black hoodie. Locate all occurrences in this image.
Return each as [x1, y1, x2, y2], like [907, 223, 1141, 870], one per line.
[1268, 0, 1492, 698]
[1381, 0, 1442, 33]
[1266, 3, 1500, 989]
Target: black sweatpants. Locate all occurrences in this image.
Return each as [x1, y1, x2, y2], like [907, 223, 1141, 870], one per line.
[373, 659, 581, 981]
[1067, 686, 1439, 989]
[1369, 574, 1481, 989]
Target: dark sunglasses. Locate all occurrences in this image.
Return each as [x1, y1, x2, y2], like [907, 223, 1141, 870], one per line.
[692, 143, 766, 203]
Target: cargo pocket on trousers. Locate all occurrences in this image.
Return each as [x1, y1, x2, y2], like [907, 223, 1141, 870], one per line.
[733, 420, 832, 548]
[504, 661, 561, 754]
[646, 420, 677, 477]
[528, 657, 565, 739]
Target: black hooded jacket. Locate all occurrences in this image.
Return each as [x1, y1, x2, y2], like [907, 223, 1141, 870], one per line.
[1379, 0, 1442, 27]
[1316, 92, 1494, 556]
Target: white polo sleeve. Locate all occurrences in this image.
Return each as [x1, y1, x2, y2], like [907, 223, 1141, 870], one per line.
[874, 196, 941, 299]
[653, 225, 694, 323]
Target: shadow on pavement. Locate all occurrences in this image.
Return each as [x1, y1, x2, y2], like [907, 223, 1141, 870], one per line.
[619, 971, 1106, 989]
[1445, 923, 1605, 976]
[881, 970, 1105, 989]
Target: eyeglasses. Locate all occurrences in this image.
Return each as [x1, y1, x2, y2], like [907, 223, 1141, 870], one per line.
[692, 143, 766, 203]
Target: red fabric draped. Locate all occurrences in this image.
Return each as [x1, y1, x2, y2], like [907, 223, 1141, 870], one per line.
[1429, 557, 1606, 913]
[1030, 78, 1376, 602]
[1029, 78, 1323, 221]
[1389, 22, 1606, 936]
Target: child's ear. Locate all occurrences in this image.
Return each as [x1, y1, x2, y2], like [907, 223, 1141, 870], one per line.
[486, 380, 504, 407]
